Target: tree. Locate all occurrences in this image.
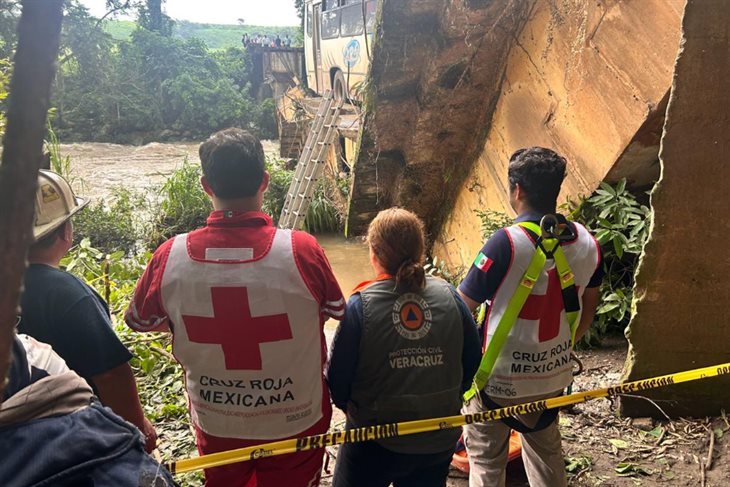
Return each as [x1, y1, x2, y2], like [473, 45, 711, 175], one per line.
[0, 0, 64, 401]
[137, 0, 173, 36]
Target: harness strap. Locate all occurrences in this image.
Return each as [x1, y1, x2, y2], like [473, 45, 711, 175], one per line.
[479, 393, 560, 434]
[463, 220, 580, 402]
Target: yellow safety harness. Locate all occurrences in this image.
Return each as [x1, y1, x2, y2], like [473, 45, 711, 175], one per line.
[464, 216, 581, 403]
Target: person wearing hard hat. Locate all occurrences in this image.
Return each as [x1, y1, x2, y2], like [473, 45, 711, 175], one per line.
[17, 169, 157, 453]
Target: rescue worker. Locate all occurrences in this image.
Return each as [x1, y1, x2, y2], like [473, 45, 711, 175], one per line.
[125, 128, 344, 487]
[18, 169, 156, 452]
[457, 147, 603, 487]
[1, 332, 178, 487]
[327, 208, 482, 487]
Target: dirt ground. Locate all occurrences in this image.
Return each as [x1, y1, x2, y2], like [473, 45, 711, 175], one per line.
[320, 335, 729, 487]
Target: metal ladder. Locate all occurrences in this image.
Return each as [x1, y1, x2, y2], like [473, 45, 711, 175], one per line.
[279, 90, 342, 230]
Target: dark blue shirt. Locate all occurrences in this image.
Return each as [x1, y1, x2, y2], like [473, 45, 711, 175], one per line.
[326, 285, 482, 411]
[459, 212, 604, 305]
[18, 264, 132, 385]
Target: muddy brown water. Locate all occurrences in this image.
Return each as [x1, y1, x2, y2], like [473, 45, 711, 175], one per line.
[60, 141, 374, 332]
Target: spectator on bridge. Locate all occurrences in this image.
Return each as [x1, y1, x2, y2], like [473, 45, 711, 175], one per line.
[284, 34, 292, 48]
[241, 33, 250, 47]
[275, 34, 282, 48]
[328, 208, 481, 487]
[126, 128, 344, 487]
[18, 169, 156, 453]
[262, 35, 270, 47]
[457, 148, 604, 487]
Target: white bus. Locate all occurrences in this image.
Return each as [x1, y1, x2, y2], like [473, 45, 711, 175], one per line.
[304, 0, 377, 101]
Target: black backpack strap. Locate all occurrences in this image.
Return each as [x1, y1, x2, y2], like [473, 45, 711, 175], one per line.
[480, 392, 560, 434]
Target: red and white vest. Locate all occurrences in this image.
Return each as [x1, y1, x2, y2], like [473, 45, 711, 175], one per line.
[485, 222, 599, 399]
[160, 229, 324, 440]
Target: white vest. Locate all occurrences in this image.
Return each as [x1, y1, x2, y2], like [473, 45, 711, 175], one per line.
[160, 229, 324, 439]
[485, 223, 599, 399]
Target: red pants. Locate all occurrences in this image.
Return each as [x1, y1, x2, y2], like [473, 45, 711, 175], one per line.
[195, 406, 332, 487]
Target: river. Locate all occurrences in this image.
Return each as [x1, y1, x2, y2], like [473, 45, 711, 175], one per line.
[60, 141, 373, 328]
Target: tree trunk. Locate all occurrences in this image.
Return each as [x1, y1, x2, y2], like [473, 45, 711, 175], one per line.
[0, 0, 64, 400]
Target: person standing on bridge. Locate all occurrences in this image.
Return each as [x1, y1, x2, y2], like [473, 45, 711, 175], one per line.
[457, 147, 603, 487]
[327, 208, 481, 487]
[125, 128, 344, 487]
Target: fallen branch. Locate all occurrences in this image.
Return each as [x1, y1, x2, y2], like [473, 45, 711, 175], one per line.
[706, 428, 715, 471]
[619, 393, 673, 421]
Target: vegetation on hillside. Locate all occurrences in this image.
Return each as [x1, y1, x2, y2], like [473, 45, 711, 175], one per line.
[0, 0, 290, 144]
[104, 19, 299, 50]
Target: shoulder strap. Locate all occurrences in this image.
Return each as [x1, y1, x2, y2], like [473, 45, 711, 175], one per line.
[463, 221, 580, 402]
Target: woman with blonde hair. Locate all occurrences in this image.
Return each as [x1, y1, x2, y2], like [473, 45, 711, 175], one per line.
[327, 208, 481, 487]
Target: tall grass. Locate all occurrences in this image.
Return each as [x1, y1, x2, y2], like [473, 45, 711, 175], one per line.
[146, 158, 212, 249]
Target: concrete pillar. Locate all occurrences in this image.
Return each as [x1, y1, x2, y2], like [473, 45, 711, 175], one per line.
[622, 0, 730, 417]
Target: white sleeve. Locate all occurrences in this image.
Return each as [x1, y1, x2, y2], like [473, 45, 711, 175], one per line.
[17, 334, 70, 377]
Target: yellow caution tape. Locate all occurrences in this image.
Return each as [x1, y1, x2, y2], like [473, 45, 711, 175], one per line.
[166, 361, 730, 474]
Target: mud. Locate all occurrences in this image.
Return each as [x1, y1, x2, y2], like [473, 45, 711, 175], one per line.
[59, 140, 280, 202]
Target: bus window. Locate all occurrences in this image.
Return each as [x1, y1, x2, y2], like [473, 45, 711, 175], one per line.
[322, 8, 340, 39]
[366, 0, 376, 31]
[340, 3, 364, 37]
[306, 4, 313, 37]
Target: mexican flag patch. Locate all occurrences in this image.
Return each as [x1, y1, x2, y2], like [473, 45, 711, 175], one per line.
[474, 252, 493, 272]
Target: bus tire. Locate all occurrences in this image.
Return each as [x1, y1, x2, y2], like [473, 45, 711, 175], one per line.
[332, 70, 347, 105]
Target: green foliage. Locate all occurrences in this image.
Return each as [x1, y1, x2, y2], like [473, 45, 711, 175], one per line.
[60, 240, 201, 485]
[73, 188, 147, 255]
[105, 20, 300, 49]
[476, 209, 514, 240]
[46, 120, 74, 180]
[474, 180, 652, 346]
[61, 238, 151, 315]
[303, 182, 340, 234]
[262, 156, 294, 225]
[0, 57, 9, 140]
[567, 179, 651, 345]
[147, 159, 212, 249]
[424, 256, 461, 287]
[28, 2, 278, 143]
[253, 98, 279, 140]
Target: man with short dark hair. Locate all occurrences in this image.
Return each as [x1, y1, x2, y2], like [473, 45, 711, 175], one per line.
[126, 128, 344, 487]
[458, 148, 604, 487]
[19, 170, 156, 453]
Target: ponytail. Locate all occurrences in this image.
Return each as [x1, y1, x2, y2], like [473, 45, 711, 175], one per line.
[395, 259, 426, 293]
[367, 208, 427, 294]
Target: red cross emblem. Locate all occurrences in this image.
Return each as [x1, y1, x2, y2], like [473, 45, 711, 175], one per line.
[519, 269, 565, 343]
[182, 287, 292, 370]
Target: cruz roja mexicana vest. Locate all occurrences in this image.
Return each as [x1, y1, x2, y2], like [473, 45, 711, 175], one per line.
[485, 223, 599, 399]
[160, 229, 323, 440]
[349, 277, 464, 454]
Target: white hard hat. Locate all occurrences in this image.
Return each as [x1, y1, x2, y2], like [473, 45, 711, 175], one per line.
[33, 170, 88, 241]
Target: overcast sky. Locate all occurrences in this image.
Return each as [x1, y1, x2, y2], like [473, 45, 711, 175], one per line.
[79, 0, 300, 26]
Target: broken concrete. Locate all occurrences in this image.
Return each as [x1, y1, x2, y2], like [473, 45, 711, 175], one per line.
[622, 0, 730, 417]
[346, 0, 535, 237]
[432, 0, 683, 270]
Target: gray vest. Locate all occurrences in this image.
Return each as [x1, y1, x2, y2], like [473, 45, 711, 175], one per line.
[349, 277, 463, 454]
